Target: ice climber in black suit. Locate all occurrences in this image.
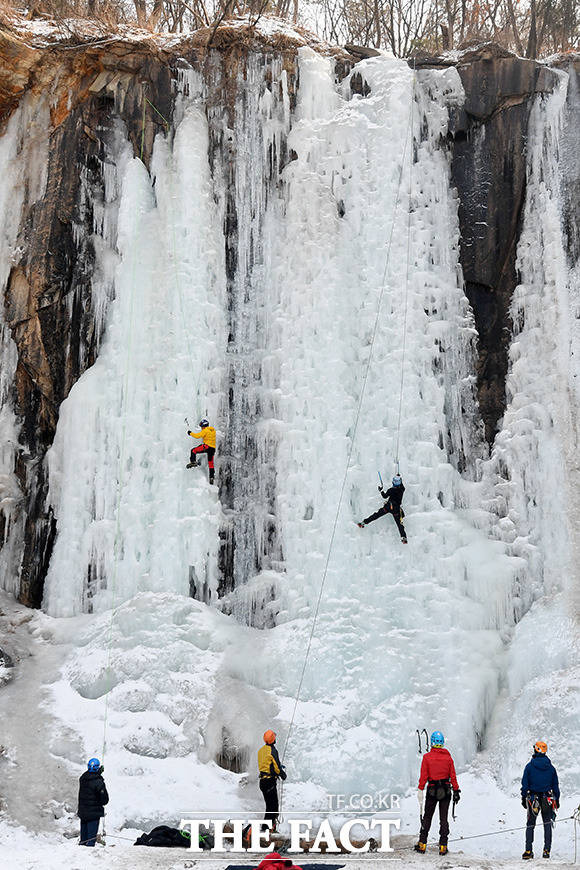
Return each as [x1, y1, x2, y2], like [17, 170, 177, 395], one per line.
[357, 474, 407, 543]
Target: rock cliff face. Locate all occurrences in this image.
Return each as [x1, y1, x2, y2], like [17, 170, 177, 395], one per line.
[0, 29, 176, 606]
[417, 45, 560, 442]
[556, 58, 580, 266]
[0, 16, 573, 607]
[450, 54, 561, 443]
[0, 16, 345, 607]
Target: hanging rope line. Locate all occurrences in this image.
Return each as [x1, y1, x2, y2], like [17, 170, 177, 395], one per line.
[281, 66, 417, 773]
[84, 811, 578, 851]
[141, 87, 207, 422]
[394, 58, 416, 474]
[101, 91, 174, 762]
[163, 110, 208, 423]
[140, 98, 147, 161]
[100, 109, 148, 763]
[100, 87, 211, 763]
[391, 813, 576, 854]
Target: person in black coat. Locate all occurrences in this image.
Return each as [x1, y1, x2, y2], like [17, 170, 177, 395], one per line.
[357, 475, 407, 542]
[78, 757, 109, 846]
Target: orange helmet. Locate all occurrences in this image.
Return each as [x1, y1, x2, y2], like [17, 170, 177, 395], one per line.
[263, 730, 276, 745]
[534, 741, 548, 755]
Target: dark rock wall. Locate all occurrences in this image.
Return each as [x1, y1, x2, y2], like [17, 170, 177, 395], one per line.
[1, 49, 177, 606]
[447, 56, 559, 443]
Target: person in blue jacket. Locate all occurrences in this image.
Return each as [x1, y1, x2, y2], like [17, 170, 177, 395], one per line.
[521, 740, 560, 859]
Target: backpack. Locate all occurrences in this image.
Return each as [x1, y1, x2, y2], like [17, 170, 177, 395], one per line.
[134, 825, 193, 847]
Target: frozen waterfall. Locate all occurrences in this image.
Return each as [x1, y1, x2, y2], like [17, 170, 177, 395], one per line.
[0, 41, 577, 838]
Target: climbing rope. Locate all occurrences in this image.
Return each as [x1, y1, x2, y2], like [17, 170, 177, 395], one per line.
[404, 813, 576, 853]
[88, 813, 577, 850]
[99, 86, 212, 764]
[141, 87, 207, 422]
[100, 100, 148, 763]
[394, 58, 416, 474]
[100, 90, 179, 762]
[280, 65, 417, 780]
[162, 106, 208, 424]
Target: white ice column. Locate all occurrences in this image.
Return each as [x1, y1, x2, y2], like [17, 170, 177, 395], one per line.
[43, 98, 227, 616]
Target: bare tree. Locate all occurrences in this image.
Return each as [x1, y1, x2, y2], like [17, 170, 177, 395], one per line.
[21, 0, 580, 54]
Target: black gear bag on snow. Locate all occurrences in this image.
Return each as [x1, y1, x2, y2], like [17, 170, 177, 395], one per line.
[134, 825, 212, 848]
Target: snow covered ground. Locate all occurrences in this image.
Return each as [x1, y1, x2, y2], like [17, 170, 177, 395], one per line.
[0, 31, 579, 870]
[0, 594, 578, 865]
[0, 844, 579, 870]
[2, 839, 578, 870]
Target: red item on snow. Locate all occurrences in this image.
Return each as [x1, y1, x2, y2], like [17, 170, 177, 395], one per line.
[254, 852, 303, 870]
[418, 746, 459, 791]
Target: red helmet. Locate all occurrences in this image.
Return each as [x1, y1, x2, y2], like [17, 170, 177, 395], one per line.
[263, 730, 276, 745]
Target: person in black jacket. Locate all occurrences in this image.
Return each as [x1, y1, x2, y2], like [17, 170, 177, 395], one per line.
[357, 475, 407, 543]
[78, 757, 109, 846]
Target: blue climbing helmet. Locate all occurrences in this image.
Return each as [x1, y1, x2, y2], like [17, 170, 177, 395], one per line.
[199, 418, 209, 428]
[392, 474, 403, 487]
[430, 731, 445, 747]
[87, 757, 101, 771]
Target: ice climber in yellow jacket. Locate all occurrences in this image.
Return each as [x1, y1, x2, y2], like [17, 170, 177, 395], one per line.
[186, 419, 216, 484]
[258, 730, 286, 829]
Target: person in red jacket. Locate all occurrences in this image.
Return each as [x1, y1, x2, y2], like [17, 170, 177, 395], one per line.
[254, 853, 302, 870]
[414, 731, 460, 855]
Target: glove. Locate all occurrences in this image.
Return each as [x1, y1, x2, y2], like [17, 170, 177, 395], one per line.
[555, 799, 560, 809]
[187, 431, 192, 436]
[453, 789, 460, 803]
[279, 766, 287, 781]
[417, 789, 423, 807]
[378, 484, 383, 492]
[522, 796, 527, 809]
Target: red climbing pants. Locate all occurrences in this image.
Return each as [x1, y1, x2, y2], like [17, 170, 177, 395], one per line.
[190, 444, 215, 469]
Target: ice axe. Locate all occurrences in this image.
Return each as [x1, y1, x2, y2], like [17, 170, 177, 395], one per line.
[416, 728, 430, 754]
[378, 470, 383, 491]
